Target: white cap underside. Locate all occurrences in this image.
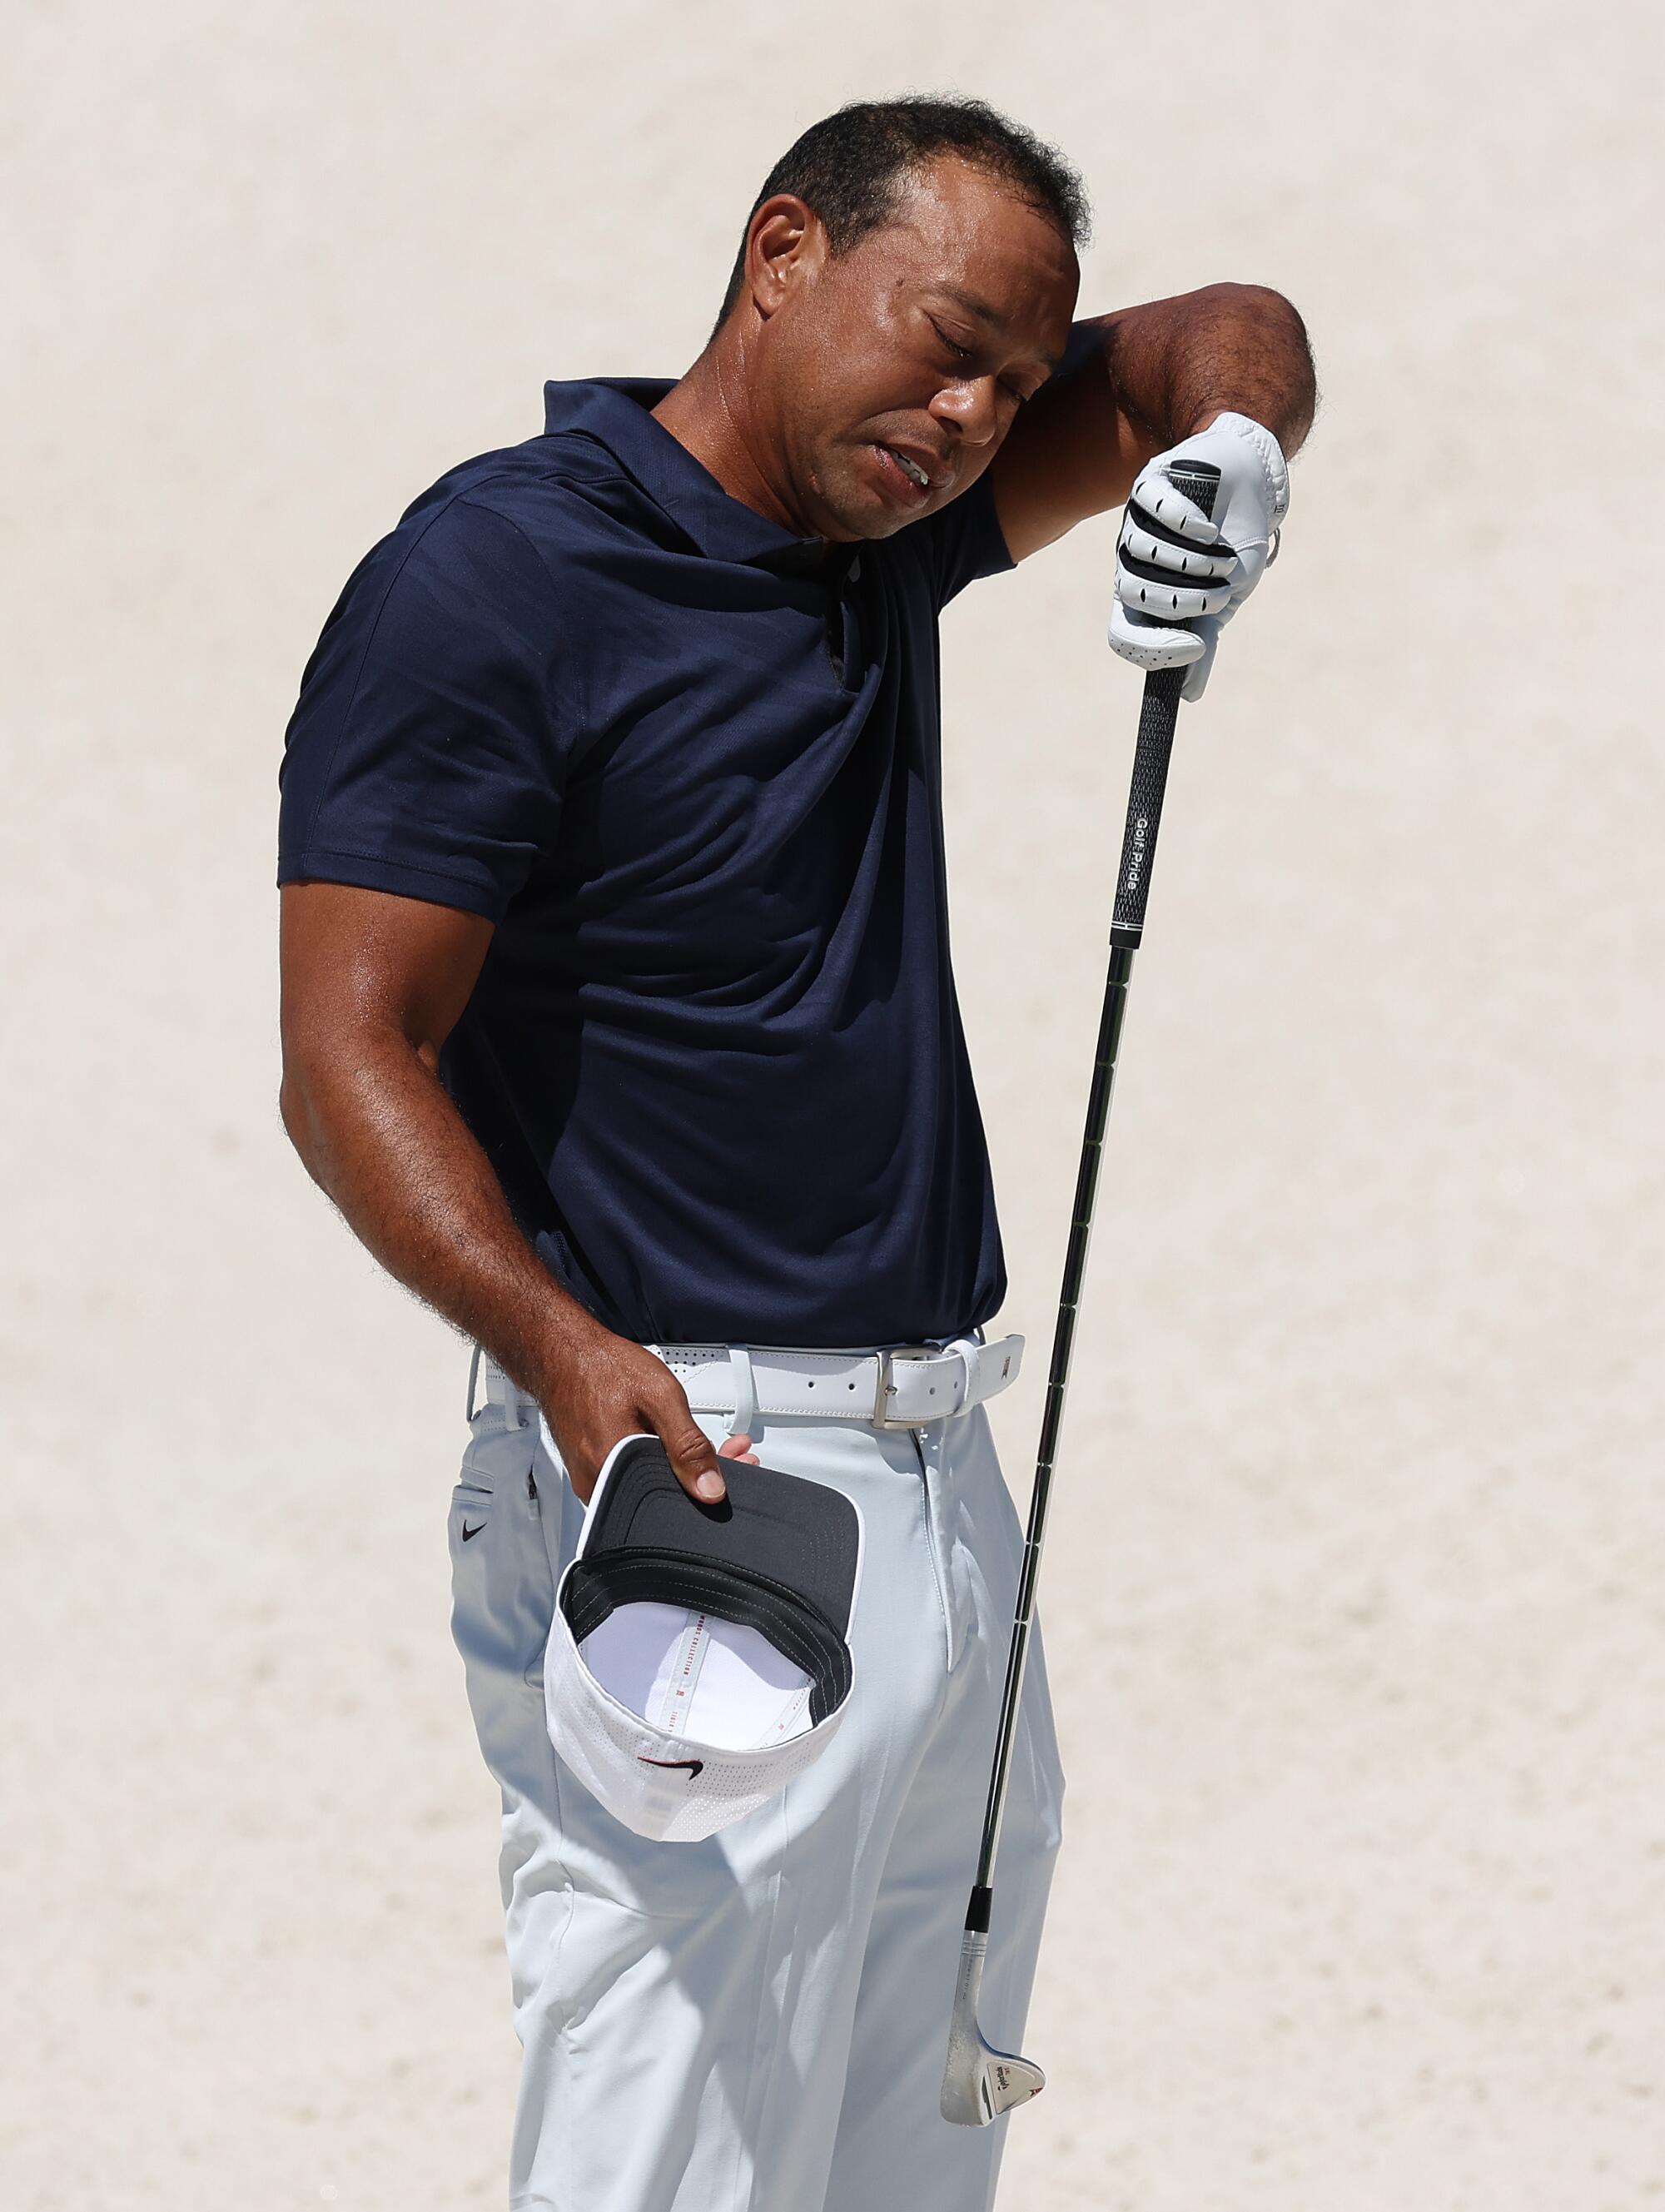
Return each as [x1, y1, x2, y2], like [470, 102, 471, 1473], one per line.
[545, 1578, 852, 1843]
[579, 1600, 815, 1752]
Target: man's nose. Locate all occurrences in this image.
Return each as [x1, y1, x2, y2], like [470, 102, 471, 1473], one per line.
[929, 377, 1001, 447]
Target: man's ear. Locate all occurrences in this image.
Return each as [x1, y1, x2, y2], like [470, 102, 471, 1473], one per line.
[744, 193, 823, 320]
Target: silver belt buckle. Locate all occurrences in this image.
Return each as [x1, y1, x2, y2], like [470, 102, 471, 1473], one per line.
[875, 1345, 935, 1429]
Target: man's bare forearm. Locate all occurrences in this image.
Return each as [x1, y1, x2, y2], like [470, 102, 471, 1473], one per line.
[280, 1029, 595, 1396]
[1091, 282, 1317, 456]
[276, 880, 741, 1499]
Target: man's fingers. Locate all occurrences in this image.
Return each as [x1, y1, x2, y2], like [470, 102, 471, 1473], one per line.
[1125, 471, 1223, 546]
[1113, 559, 1234, 624]
[1108, 412, 1290, 702]
[1119, 508, 1236, 580]
[718, 1433, 763, 1465]
[643, 1378, 728, 1502]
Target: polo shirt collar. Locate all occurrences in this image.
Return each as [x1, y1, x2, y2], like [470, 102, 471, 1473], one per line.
[543, 375, 840, 572]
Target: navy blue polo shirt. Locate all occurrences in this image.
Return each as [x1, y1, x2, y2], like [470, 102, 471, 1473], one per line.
[278, 376, 1016, 1349]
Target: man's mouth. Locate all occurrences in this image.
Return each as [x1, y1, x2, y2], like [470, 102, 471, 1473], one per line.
[872, 443, 938, 504]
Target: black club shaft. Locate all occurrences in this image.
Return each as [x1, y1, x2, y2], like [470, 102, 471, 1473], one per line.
[965, 457, 1221, 1914]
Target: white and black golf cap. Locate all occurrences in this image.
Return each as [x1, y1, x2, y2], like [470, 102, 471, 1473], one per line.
[544, 1434, 863, 1843]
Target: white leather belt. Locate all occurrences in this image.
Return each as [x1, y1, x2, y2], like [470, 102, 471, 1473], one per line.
[649, 1335, 1024, 1430]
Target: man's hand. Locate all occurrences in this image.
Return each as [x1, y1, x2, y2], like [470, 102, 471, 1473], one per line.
[534, 1315, 761, 1504]
[1108, 411, 1290, 702]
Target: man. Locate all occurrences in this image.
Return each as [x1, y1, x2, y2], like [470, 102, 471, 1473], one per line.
[278, 95, 1313, 2212]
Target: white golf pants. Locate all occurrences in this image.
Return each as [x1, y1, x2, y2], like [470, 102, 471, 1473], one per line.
[448, 1349, 1065, 2212]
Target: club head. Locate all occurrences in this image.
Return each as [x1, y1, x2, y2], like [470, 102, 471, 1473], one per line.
[940, 1929, 1046, 2127]
[941, 2027, 1046, 2127]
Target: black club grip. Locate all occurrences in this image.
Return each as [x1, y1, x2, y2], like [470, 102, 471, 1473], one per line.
[1110, 460, 1221, 949]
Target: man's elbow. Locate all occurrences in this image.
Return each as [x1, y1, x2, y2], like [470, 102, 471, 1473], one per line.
[1211, 282, 1317, 446]
[1205, 279, 1305, 330]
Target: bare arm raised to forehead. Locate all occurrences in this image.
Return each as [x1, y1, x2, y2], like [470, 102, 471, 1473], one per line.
[991, 282, 1316, 561]
[278, 881, 754, 1499]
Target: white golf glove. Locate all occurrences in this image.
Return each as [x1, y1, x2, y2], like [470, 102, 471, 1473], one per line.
[1107, 411, 1290, 703]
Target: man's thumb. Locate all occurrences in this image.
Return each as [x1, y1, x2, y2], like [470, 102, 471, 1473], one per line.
[648, 1386, 726, 1504]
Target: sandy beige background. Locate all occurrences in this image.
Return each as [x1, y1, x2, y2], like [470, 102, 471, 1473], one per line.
[5, 2, 1661, 2206]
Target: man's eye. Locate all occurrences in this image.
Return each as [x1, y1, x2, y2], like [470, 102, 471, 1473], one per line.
[932, 321, 975, 365]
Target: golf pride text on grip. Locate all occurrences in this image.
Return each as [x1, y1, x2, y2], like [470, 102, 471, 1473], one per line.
[1109, 459, 1222, 950]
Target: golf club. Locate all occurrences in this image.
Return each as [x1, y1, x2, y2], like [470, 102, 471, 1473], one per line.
[940, 455, 1223, 2127]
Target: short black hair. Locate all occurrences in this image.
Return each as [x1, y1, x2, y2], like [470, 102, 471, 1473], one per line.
[709, 94, 1090, 340]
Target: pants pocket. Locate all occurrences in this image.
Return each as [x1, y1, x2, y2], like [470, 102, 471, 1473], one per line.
[450, 1408, 555, 1737]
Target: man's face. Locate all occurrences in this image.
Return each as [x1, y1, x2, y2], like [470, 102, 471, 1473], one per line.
[750, 157, 1080, 542]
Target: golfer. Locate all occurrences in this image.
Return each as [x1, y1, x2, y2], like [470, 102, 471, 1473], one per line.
[277, 95, 1314, 2212]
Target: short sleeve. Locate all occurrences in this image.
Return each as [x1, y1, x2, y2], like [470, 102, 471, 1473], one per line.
[912, 466, 1016, 610]
[277, 495, 571, 921]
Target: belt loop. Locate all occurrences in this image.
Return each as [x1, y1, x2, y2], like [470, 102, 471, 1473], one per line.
[728, 1345, 759, 1442]
[465, 1344, 483, 1423]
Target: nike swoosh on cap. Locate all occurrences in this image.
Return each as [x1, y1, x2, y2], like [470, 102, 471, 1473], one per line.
[638, 1756, 704, 1777]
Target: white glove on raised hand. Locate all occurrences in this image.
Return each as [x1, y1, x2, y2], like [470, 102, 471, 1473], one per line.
[1107, 411, 1290, 703]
